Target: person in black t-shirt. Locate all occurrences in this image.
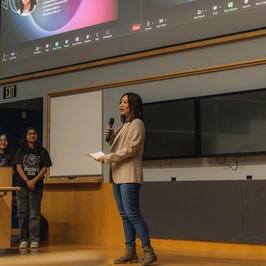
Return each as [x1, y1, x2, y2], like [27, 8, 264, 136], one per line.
[14, 127, 52, 249]
[0, 133, 13, 167]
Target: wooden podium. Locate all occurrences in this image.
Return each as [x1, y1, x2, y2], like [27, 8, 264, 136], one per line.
[0, 167, 20, 248]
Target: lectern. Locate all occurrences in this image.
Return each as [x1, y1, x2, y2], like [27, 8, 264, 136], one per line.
[0, 167, 20, 248]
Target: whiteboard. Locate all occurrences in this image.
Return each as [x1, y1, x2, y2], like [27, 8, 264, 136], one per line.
[49, 90, 102, 177]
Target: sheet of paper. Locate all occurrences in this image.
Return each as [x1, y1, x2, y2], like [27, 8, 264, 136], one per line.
[85, 151, 104, 160]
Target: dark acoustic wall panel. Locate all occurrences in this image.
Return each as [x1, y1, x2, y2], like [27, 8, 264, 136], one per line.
[140, 181, 243, 242]
[242, 180, 266, 244]
[141, 180, 266, 244]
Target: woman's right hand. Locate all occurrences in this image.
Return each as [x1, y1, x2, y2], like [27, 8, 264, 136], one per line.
[105, 126, 114, 142]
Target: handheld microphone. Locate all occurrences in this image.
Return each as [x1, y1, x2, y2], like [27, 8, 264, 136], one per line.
[105, 117, 115, 142]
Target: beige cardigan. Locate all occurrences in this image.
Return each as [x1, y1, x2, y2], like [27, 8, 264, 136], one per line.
[104, 118, 145, 184]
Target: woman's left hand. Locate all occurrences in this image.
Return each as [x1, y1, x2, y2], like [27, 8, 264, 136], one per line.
[96, 156, 105, 164]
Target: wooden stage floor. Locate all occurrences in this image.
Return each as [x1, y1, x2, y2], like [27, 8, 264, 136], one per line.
[1, 242, 266, 265]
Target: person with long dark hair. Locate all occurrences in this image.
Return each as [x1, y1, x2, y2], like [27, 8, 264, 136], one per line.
[0, 133, 13, 167]
[14, 127, 52, 249]
[17, 0, 37, 15]
[96, 92, 157, 265]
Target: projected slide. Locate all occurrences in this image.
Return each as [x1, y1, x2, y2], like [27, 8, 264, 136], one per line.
[2, 0, 118, 44]
[1, 0, 266, 79]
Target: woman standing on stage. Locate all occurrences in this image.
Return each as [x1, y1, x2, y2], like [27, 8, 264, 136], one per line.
[96, 92, 157, 265]
[14, 126, 52, 249]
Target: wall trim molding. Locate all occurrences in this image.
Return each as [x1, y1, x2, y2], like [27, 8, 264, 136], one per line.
[47, 57, 266, 97]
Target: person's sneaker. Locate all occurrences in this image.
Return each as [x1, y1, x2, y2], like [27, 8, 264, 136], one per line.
[30, 242, 39, 249]
[19, 241, 28, 249]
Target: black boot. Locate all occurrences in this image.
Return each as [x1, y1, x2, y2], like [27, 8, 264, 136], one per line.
[113, 246, 138, 264]
[142, 246, 157, 265]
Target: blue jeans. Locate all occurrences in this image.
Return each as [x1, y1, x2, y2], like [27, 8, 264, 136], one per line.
[16, 188, 43, 242]
[113, 183, 151, 247]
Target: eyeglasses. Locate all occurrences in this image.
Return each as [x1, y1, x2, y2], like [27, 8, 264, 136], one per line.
[0, 139, 8, 142]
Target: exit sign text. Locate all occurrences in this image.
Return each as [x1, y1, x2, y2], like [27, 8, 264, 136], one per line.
[3, 85, 17, 99]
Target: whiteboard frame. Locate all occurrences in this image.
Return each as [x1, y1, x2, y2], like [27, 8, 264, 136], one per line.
[46, 89, 103, 183]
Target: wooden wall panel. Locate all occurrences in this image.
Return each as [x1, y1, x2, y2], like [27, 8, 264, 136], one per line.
[0, 167, 13, 248]
[42, 183, 124, 247]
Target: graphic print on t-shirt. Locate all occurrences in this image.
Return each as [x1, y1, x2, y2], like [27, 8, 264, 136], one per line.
[0, 158, 9, 167]
[23, 153, 40, 176]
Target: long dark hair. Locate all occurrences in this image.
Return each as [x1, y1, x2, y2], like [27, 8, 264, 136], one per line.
[18, 0, 37, 13]
[19, 126, 42, 154]
[120, 92, 143, 122]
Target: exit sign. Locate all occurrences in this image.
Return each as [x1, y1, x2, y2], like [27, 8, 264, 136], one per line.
[3, 85, 16, 99]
